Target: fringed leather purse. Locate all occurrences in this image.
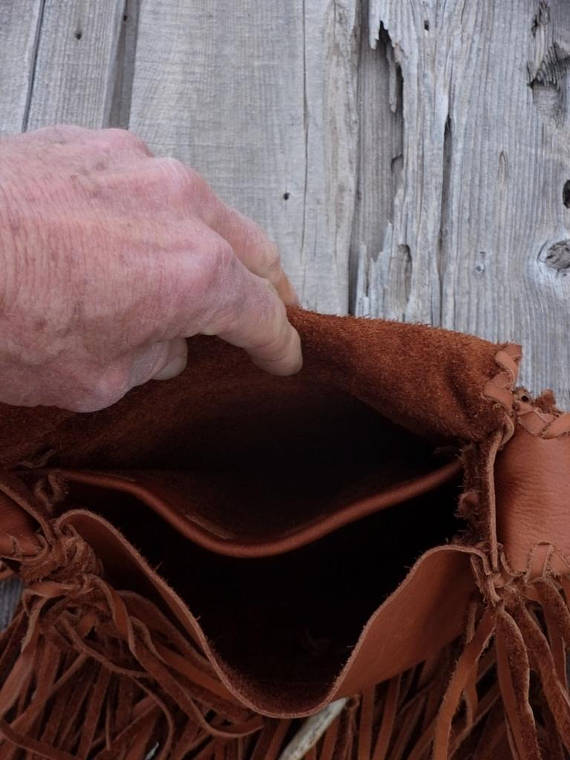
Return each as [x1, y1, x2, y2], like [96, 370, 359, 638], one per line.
[0, 307, 569, 759]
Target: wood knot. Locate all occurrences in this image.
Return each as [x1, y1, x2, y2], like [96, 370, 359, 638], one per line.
[538, 239, 570, 274]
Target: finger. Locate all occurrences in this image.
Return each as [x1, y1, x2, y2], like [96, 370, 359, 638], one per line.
[216, 209, 299, 306]
[214, 283, 303, 376]
[179, 237, 303, 375]
[177, 168, 299, 305]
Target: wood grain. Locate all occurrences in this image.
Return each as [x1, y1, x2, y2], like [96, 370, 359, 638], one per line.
[356, 0, 570, 406]
[109, 0, 140, 128]
[0, 0, 44, 134]
[25, 0, 125, 130]
[350, 3, 404, 318]
[128, 0, 360, 313]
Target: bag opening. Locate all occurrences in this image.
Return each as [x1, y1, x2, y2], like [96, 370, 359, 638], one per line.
[41, 386, 466, 705]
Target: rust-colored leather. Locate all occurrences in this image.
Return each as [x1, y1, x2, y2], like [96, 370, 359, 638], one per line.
[0, 307, 568, 759]
[495, 402, 570, 577]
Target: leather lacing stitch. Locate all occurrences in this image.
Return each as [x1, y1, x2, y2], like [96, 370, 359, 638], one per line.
[482, 343, 521, 446]
[512, 388, 570, 440]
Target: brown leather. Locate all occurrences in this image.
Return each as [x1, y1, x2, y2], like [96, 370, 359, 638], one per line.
[495, 426, 570, 576]
[0, 307, 568, 759]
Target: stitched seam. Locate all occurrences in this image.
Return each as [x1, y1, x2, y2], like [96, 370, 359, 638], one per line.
[540, 413, 570, 439]
[481, 342, 521, 447]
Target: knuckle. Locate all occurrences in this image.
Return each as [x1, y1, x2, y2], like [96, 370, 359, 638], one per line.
[260, 292, 287, 341]
[99, 128, 151, 155]
[152, 156, 187, 184]
[182, 166, 209, 195]
[264, 293, 290, 343]
[192, 239, 242, 331]
[30, 124, 93, 144]
[146, 159, 215, 219]
[213, 237, 238, 279]
[212, 235, 236, 264]
[71, 365, 130, 412]
[237, 217, 282, 278]
[154, 157, 208, 195]
[263, 244, 282, 278]
[200, 237, 236, 288]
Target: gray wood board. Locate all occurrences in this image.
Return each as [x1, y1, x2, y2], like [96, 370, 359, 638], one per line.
[25, 0, 125, 130]
[359, 0, 570, 406]
[109, 0, 140, 128]
[127, 0, 570, 405]
[0, 0, 44, 134]
[128, 0, 361, 314]
[1, 0, 566, 402]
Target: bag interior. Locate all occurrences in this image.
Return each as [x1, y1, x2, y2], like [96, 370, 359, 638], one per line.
[48, 384, 466, 705]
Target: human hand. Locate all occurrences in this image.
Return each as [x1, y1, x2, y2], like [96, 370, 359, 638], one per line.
[0, 126, 302, 412]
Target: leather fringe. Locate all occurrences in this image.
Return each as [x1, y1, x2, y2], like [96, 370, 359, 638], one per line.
[3, 472, 570, 759]
[3, 547, 570, 760]
[0, 518, 264, 760]
[271, 567, 570, 760]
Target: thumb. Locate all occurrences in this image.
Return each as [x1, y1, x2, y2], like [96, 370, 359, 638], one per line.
[129, 337, 189, 387]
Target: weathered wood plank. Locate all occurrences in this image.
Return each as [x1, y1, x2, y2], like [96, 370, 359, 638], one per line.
[26, 0, 125, 130]
[128, 0, 360, 314]
[109, 0, 140, 128]
[350, 2, 403, 318]
[354, 0, 570, 406]
[0, 0, 44, 134]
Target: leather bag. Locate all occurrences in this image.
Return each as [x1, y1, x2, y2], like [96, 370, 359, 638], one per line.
[0, 306, 569, 759]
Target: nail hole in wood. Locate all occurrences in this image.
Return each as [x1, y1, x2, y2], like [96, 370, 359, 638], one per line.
[424, 20, 430, 31]
[474, 251, 486, 276]
[283, 192, 290, 200]
[74, 31, 82, 40]
[563, 180, 570, 208]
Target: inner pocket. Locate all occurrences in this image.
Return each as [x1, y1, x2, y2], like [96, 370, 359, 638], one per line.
[50, 387, 461, 547]
[45, 387, 466, 705]
[62, 474, 463, 709]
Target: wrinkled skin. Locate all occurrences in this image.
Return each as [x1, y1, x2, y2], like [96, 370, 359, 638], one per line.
[0, 126, 302, 412]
